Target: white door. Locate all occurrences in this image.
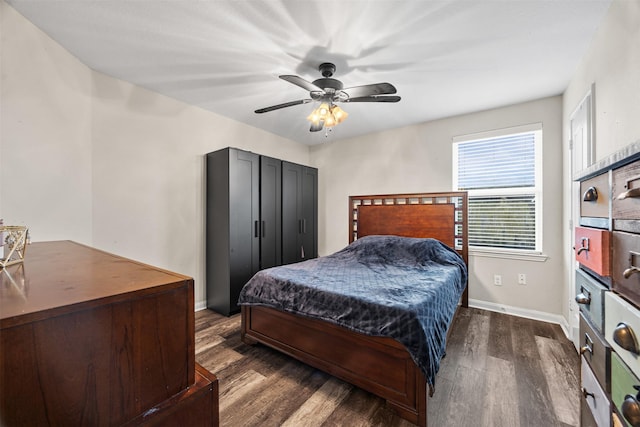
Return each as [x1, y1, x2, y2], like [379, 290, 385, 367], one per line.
[569, 88, 594, 349]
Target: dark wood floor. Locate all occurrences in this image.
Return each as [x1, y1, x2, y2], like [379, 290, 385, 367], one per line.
[195, 307, 580, 427]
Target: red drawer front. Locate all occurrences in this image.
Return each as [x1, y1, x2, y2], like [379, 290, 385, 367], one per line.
[575, 226, 611, 277]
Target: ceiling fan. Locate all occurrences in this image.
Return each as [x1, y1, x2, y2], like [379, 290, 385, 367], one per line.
[255, 62, 401, 132]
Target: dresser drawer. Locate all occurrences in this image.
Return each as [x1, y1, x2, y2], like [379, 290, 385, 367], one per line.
[605, 292, 640, 379]
[581, 395, 599, 427]
[576, 226, 611, 277]
[582, 355, 612, 427]
[611, 352, 640, 427]
[612, 231, 640, 307]
[612, 159, 640, 221]
[580, 313, 611, 392]
[581, 172, 610, 219]
[576, 268, 608, 332]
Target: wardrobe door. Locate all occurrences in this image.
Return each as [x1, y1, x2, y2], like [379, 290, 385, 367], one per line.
[282, 161, 318, 264]
[300, 166, 318, 260]
[206, 147, 259, 315]
[228, 149, 260, 313]
[282, 161, 302, 265]
[260, 156, 282, 269]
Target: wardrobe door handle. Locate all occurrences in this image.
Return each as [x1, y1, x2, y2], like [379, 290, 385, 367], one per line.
[614, 322, 640, 355]
[254, 220, 259, 238]
[302, 219, 307, 234]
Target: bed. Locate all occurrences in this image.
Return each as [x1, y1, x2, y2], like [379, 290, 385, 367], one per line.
[239, 192, 468, 426]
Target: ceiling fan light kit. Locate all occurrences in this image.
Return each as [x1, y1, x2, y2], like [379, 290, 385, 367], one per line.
[306, 103, 348, 130]
[255, 62, 400, 134]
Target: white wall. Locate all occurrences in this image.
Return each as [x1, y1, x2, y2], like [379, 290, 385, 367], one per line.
[90, 72, 308, 308]
[311, 96, 565, 322]
[564, 0, 640, 160]
[1, 1, 310, 308]
[562, 1, 640, 329]
[1, 1, 93, 244]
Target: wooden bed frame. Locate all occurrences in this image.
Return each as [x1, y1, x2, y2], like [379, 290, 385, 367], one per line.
[241, 192, 468, 426]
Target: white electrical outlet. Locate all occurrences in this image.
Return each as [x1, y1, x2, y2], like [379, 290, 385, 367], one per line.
[518, 273, 527, 285]
[494, 274, 502, 286]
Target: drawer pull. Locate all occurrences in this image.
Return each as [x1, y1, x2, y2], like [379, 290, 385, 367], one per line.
[582, 387, 595, 400]
[583, 186, 598, 202]
[580, 345, 592, 356]
[576, 237, 590, 255]
[575, 288, 591, 305]
[624, 252, 640, 279]
[625, 267, 640, 279]
[622, 386, 640, 427]
[614, 322, 640, 354]
[617, 182, 640, 200]
[580, 332, 593, 356]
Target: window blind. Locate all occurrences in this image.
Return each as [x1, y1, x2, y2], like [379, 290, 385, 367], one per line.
[468, 195, 536, 250]
[457, 133, 535, 190]
[454, 128, 540, 252]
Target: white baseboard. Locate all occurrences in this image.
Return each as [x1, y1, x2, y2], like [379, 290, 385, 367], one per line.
[194, 297, 573, 340]
[468, 299, 572, 340]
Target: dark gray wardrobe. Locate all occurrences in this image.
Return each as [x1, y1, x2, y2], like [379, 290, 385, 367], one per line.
[205, 147, 317, 315]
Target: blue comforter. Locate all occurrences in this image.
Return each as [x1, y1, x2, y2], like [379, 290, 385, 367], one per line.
[237, 235, 467, 386]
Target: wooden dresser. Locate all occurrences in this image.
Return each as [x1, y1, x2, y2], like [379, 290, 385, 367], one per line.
[0, 241, 218, 426]
[575, 141, 640, 427]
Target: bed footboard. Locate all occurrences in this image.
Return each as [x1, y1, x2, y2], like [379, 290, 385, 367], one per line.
[241, 305, 428, 426]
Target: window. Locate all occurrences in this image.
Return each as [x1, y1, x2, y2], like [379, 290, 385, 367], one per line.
[453, 124, 542, 253]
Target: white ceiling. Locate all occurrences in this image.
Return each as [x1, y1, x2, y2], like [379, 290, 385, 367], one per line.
[7, 0, 611, 145]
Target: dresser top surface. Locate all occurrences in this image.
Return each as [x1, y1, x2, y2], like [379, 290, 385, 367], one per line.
[574, 139, 640, 181]
[1, 241, 192, 327]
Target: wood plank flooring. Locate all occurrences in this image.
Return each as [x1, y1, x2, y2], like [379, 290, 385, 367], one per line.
[195, 307, 580, 427]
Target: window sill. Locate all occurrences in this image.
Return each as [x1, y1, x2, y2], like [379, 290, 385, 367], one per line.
[469, 248, 548, 262]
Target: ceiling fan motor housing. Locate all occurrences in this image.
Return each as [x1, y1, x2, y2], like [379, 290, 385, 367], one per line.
[311, 78, 343, 92]
[318, 62, 336, 77]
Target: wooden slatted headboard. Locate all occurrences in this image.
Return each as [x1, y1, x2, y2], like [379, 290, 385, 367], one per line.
[349, 192, 468, 266]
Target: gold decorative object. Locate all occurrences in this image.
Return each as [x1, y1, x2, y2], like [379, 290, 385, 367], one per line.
[1, 263, 28, 302]
[0, 226, 29, 269]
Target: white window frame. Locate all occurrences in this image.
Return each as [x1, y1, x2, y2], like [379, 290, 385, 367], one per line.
[453, 123, 544, 258]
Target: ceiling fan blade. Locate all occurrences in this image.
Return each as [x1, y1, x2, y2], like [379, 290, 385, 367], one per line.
[255, 99, 312, 114]
[280, 75, 324, 93]
[344, 95, 401, 103]
[341, 82, 397, 98]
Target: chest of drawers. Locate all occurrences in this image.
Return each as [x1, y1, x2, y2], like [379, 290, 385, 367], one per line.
[575, 142, 640, 427]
